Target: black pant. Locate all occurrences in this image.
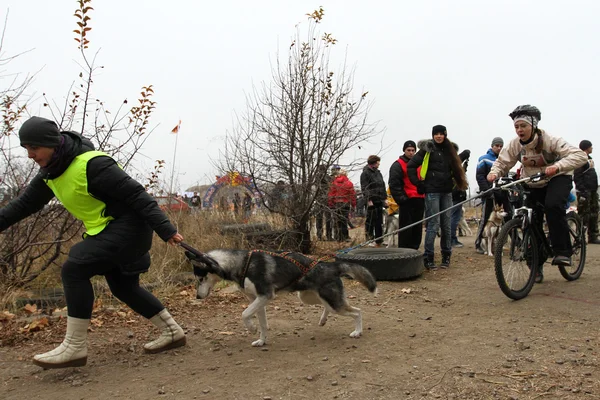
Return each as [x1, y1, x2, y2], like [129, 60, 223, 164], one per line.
[398, 197, 425, 250]
[527, 175, 573, 257]
[475, 191, 512, 249]
[315, 205, 334, 240]
[333, 203, 351, 241]
[365, 205, 384, 244]
[62, 260, 164, 319]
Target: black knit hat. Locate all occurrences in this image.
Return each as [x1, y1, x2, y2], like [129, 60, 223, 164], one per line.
[19, 116, 61, 148]
[403, 140, 417, 151]
[579, 140, 592, 151]
[432, 125, 447, 137]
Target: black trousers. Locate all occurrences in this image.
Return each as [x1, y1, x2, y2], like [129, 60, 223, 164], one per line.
[527, 175, 573, 257]
[365, 205, 384, 244]
[61, 260, 164, 319]
[475, 191, 512, 249]
[315, 205, 334, 240]
[398, 197, 425, 250]
[333, 203, 351, 241]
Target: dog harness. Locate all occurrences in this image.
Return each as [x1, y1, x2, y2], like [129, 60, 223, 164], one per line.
[240, 250, 321, 288]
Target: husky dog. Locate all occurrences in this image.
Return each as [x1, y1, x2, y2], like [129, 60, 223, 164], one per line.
[185, 249, 377, 347]
[458, 207, 473, 236]
[482, 206, 508, 256]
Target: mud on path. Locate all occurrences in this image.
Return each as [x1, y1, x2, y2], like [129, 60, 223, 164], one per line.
[2, 235, 600, 400]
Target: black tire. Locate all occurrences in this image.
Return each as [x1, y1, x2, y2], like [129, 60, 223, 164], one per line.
[335, 247, 424, 281]
[559, 211, 586, 281]
[494, 218, 538, 300]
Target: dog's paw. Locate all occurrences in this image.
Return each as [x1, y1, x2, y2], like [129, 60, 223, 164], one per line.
[244, 321, 258, 333]
[318, 319, 327, 327]
[349, 330, 362, 338]
[251, 339, 266, 347]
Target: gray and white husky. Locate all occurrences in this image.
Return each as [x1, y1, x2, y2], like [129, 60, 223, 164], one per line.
[185, 249, 377, 347]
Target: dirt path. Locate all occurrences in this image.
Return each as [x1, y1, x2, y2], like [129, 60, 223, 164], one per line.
[2, 235, 600, 400]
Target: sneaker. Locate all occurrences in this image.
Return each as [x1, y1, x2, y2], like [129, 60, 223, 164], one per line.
[551, 255, 571, 266]
[423, 255, 437, 271]
[589, 237, 600, 245]
[440, 253, 451, 269]
[451, 240, 464, 248]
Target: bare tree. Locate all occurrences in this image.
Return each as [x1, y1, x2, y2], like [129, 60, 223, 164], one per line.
[221, 8, 379, 253]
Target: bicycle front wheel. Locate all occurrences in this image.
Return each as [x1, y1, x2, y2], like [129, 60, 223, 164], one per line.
[494, 218, 538, 300]
[559, 211, 586, 281]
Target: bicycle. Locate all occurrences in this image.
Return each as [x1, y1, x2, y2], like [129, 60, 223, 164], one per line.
[492, 173, 586, 300]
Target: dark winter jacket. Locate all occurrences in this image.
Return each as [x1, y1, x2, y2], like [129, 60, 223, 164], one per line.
[360, 165, 387, 206]
[573, 156, 598, 195]
[408, 139, 466, 194]
[0, 132, 176, 274]
[476, 148, 498, 192]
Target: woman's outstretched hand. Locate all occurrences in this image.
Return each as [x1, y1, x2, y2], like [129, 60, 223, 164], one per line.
[167, 232, 184, 246]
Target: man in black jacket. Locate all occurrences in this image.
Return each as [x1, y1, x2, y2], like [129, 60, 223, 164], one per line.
[360, 155, 387, 246]
[0, 117, 186, 369]
[388, 140, 425, 249]
[574, 140, 600, 244]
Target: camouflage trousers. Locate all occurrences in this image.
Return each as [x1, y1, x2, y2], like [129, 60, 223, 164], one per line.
[577, 191, 599, 240]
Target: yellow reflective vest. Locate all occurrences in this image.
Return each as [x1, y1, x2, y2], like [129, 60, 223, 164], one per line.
[44, 151, 114, 236]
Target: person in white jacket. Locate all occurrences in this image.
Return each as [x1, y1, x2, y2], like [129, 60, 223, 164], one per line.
[487, 105, 587, 275]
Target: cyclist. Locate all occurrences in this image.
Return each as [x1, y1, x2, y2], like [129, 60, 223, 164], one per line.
[487, 105, 587, 272]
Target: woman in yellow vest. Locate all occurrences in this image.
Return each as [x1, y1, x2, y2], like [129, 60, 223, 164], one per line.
[0, 117, 185, 369]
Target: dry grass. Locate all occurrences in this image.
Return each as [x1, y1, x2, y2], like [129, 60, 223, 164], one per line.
[0, 209, 288, 311]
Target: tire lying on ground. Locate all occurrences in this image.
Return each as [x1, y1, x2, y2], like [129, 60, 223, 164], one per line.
[335, 247, 424, 281]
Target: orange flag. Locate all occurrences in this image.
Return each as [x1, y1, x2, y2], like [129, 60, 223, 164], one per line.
[171, 120, 181, 134]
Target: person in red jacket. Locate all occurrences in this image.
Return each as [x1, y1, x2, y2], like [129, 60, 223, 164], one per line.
[328, 169, 357, 242]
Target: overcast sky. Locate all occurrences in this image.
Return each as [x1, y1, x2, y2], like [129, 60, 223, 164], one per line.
[3, 0, 599, 193]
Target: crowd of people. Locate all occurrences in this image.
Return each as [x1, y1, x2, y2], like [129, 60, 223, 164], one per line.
[317, 105, 598, 272]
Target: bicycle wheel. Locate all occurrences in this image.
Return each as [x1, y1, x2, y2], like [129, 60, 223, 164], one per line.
[494, 218, 538, 300]
[559, 211, 586, 281]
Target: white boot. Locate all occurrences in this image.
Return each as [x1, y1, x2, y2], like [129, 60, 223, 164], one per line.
[33, 317, 89, 369]
[143, 309, 186, 354]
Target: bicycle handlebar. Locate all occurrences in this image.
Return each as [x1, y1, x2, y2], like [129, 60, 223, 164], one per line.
[492, 172, 547, 190]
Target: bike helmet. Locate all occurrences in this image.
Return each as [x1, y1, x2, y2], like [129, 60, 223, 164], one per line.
[508, 105, 541, 122]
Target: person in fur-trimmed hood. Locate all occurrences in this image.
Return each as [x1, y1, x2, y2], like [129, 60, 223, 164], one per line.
[407, 125, 468, 270]
[488, 105, 588, 278]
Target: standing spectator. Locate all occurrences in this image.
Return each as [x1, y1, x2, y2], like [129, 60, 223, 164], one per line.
[327, 169, 356, 242]
[360, 155, 387, 246]
[233, 193, 241, 215]
[574, 140, 600, 244]
[388, 140, 425, 250]
[242, 192, 253, 221]
[450, 144, 471, 248]
[474, 137, 512, 254]
[383, 188, 399, 247]
[408, 125, 468, 270]
[0, 116, 185, 369]
[190, 191, 202, 210]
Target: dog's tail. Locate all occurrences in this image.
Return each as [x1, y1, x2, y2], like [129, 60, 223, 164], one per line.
[338, 262, 377, 294]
